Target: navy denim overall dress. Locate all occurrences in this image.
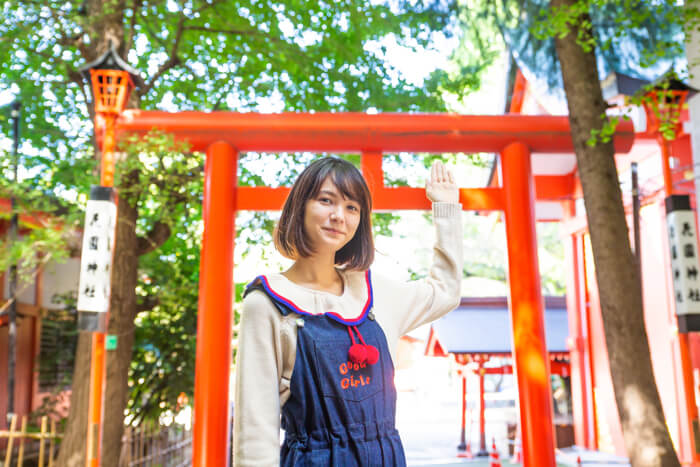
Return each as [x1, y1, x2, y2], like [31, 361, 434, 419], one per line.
[245, 271, 407, 466]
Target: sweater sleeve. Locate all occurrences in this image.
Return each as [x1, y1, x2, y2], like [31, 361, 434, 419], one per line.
[374, 202, 463, 338]
[233, 290, 285, 466]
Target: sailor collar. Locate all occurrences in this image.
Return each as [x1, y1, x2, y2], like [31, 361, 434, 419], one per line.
[252, 269, 374, 326]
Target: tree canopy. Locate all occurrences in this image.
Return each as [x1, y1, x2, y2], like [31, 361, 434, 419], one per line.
[0, 0, 468, 430]
[451, 0, 687, 94]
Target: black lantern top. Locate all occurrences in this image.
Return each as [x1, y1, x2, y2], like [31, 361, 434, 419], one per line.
[78, 41, 143, 88]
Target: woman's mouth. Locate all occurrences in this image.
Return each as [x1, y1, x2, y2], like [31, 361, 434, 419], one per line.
[322, 227, 344, 235]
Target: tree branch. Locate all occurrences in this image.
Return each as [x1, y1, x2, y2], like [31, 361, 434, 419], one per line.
[139, 16, 187, 97]
[31, 45, 84, 88]
[138, 0, 275, 98]
[139, 15, 169, 49]
[130, 377, 170, 426]
[136, 295, 160, 313]
[132, 164, 202, 257]
[136, 220, 171, 256]
[191, 0, 227, 16]
[182, 25, 284, 46]
[124, 0, 144, 56]
[182, 25, 261, 36]
[139, 55, 181, 96]
[212, 80, 234, 110]
[44, 3, 92, 59]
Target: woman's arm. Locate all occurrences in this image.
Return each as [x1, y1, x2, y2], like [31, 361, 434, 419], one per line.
[233, 291, 285, 466]
[374, 161, 463, 337]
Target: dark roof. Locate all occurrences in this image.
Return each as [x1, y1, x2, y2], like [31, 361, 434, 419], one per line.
[601, 70, 699, 101]
[431, 296, 569, 355]
[601, 72, 650, 100]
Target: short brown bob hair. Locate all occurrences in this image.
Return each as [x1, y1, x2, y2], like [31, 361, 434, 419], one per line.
[274, 157, 374, 270]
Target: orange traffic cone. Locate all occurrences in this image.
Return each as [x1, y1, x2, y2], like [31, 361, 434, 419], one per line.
[489, 438, 502, 467]
[577, 455, 583, 466]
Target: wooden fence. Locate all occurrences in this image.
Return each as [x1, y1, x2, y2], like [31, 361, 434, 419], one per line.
[119, 424, 192, 467]
[1, 415, 192, 467]
[1, 414, 59, 467]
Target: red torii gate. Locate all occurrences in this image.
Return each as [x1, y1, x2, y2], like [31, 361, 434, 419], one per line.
[113, 111, 634, 467]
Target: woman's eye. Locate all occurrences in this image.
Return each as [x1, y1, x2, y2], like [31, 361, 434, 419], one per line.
[347, 205, 359, 212]
[319, 197, 332, 204]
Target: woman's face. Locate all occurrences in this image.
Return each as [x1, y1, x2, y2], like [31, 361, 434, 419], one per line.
[304, 176, 362, 255]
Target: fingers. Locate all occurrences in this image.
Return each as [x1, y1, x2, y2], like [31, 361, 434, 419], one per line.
[427, 161, 455, 189]
[430, 161, 454, 184]
[431, 161, 444, 183]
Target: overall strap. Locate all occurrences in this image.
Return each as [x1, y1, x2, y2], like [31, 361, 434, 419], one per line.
[243, 277, 294, 316]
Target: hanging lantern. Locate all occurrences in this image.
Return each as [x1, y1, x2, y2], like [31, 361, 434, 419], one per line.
[79, 41, 143, 116]
[89, 69, 134, 115]
[642, 88, 689, 137]
[79, 42, 142, 186]
[600, 71, 697, 139]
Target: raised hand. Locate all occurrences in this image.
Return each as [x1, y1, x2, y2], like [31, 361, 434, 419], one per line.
[425, 161, 459, 203]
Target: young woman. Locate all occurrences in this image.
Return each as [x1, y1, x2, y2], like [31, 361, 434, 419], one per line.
[234, 157, 462, 466]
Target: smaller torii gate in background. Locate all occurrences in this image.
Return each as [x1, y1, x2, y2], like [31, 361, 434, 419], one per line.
[107, 111, 634, 467]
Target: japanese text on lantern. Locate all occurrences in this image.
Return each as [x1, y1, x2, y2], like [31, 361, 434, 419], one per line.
[667, 195, 700, 318]
[77, 186, 116, 313]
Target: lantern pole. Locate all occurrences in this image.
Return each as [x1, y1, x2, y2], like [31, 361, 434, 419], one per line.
[86, 69, 133, 467]
[79, 46, 138, 466]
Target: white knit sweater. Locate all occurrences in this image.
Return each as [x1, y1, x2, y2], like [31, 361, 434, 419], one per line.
[233, 202, 463, 466]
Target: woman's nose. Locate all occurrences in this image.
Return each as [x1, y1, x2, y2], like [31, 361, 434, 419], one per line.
[330, 207, 344, 222]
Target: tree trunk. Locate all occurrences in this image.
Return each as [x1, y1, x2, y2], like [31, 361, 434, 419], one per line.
[101, 184, 140, 467]
[551, 0, 680, 465]
[55, 332, 92, 467]
[56, 161, 141, 467]
[55, 146, 140, 467]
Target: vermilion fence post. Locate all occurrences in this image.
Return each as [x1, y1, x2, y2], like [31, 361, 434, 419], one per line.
[501, 141, 556, 467]
[477, 360, 487, 456]
[86, 332, 105, 466]
[192, 142, 237, 466]
[562, 202, 596, 449]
